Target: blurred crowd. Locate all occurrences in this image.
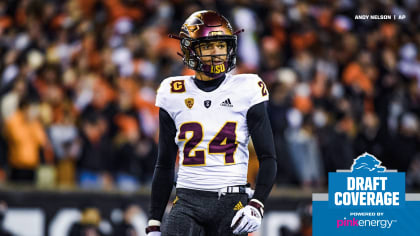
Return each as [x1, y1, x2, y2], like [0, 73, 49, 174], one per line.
[0, 199, 145, 236]
[0, 0, 419, 194]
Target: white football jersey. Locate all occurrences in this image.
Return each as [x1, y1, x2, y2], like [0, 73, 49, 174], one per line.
[155, 73, 269, 191]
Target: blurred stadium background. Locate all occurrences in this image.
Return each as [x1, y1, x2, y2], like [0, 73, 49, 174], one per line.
[0, 0, 419, 235]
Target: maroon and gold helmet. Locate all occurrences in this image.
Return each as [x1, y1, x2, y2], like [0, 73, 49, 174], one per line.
[178, 10, 238, 77]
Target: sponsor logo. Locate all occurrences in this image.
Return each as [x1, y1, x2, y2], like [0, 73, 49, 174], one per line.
[220, 98, 233, 107]
[351, 153, 386, 173]
[336, 217, 397, 229]
[234, 201, 244, 211]
[173, 196, 179, 205]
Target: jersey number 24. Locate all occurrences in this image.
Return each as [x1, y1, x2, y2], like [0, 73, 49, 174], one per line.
[178, 122, 238, 166]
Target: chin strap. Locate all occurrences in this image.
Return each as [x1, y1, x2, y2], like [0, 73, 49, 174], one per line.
[168, 34, 182, 40]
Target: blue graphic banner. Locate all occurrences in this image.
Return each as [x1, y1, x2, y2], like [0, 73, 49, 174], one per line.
[313, 153, 419, 235]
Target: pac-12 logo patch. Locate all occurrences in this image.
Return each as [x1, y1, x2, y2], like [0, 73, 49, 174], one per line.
[351, 153, 386, 173]
[171, 80, 186, 93]
[185, 98, 194, 109]
[204, 100, 211, 108]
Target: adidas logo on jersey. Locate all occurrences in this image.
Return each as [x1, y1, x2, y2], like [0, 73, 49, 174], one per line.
[233, 201, 244, 211]
[220, 98, 233, 107]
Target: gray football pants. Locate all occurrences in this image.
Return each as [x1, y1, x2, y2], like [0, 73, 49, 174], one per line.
[161, 188, 249, 236]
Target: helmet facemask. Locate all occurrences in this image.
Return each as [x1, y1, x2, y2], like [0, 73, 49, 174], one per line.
[181, 35, 237, 78]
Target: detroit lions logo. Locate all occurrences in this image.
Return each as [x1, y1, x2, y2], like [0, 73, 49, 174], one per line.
[351, 153, 386, 173]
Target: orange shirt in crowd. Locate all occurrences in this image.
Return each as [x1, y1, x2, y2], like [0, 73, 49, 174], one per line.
[4, 111, 47, 169]
[103, 0, 143, 24]
[342, 62, 373, 96]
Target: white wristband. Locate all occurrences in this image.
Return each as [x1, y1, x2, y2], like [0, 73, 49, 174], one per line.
[148, 220, 161, 227]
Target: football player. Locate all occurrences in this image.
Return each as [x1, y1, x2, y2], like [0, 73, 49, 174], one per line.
[146, 10, 277, 236]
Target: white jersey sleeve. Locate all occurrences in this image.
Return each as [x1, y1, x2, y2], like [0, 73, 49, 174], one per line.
[245, 74, 269, 108]
[155, 76, 188, 119]
[155, 80, 168, 109]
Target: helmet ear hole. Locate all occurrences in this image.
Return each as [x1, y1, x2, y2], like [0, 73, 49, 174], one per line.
[188, 60, 197, 68]
[182, 39, 191, 47]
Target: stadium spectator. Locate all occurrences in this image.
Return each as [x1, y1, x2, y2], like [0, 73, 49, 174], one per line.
[112, 203, 141, 236]
[48, 101, 79, 187]
[285, 114, 324, 188]
[68, 205, 104, 236]
[3, 96, 53, 183]
[77, 111, 114, 189]
[268, 79, 297, 185]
